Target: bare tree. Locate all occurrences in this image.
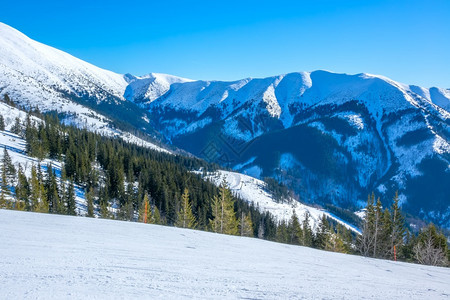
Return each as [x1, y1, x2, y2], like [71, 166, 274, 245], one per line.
[414, 231, 448, 267]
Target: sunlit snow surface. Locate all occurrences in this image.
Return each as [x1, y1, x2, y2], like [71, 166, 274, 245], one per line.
[0, 210, 449, 299]
[202, 170, 359, 233]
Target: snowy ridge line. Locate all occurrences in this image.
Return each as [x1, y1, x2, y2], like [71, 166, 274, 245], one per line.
[198, 170, 360, 234]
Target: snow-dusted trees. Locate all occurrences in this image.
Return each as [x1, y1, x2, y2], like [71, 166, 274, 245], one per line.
[0, 115, 5, 131]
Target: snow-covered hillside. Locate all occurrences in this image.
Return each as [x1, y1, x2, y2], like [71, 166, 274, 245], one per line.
[0, 23, 168, 153]
[1, 22, 448, 227]
[1, 209, 449, 299]
[202, 170, 360, 233]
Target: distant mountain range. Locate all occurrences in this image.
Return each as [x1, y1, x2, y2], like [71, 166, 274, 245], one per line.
[0, 22, 448, 227]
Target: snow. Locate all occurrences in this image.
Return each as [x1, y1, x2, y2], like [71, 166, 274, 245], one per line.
[0, 23, 168, 154]
[201, 170, 360, 233]
[1, 209, 449, 299]
[0, 129, 87, 213]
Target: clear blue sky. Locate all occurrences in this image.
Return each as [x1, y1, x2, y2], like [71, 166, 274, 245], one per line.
[1, 0, 449, 87]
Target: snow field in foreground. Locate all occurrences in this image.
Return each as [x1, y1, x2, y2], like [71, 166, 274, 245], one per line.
[0, 209, 449, 299]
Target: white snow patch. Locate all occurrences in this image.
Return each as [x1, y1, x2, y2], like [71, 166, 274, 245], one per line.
[2, 209, 449, 299]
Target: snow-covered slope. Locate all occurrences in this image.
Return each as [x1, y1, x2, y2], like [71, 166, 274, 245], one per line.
[146, 72, 450, 227]
[1, 22, 448, 227]
[1, 209, 449, 299]
[202, 170, 360, 233]
[0, 23, 168, 153]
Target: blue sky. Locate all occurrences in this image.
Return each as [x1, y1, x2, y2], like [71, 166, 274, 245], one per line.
[1, 0, 449, 87]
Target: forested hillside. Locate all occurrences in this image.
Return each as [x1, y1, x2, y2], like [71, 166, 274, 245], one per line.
[0, 95, 448, 266]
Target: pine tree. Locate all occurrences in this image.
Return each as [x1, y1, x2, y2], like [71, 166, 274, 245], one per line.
[65, 179, 77, 215]
[359, 193, 375, 256]
[2, 147, 16, 184]
[1, 148, 11, 205]
[30, 165, 48, 212]
[0, 114, 5, 131]
[239, 211, 253, 237]
[389, 191, 406, 260]
[86, 187, 95, 217]
[138, 192, 152, 223]
[10, 117, 22, 135]
[175, 188, 197, 229]
[15, 165, 29, 211]
[301, 211, 314, 247]
[45, 164, 60, 213]
[151, 203, 161, 225]
[209, 180, 238, 235]
[288, 209, 302, 245]
[275, 220, 289, 243]
[314, 214, 330, 249]
[373, 198, 383, 257]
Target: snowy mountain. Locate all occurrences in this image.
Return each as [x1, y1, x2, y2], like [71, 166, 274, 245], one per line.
[0, 107, 358, 232]
[145, 72, 450, 228]
[0, 22, 449, 227]
[200, 170, 360, 233]
[0, 22, 167, 153]
[1, 209, 449, 299]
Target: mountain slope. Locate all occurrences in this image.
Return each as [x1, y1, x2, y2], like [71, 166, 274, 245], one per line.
[145, 72, 450, 227]
[2, 209, 449, 299]
[0, 22, 167, 152]
[0, 22, 448, 227]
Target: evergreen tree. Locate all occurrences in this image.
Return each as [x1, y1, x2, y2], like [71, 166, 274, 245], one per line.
[2, 147, 16, 183]
[15, 165, 29, 211]
[86, 187, 95, 217]
[389, 191, 406, 260]
[275, 220, 289, 243]
[288, 209, 302, 245]
[45, 164, 60, 213]
[138, 192, 152, 223]
[30, 164, 48, 212]
[209, 180, 238, 235]
[359, 193, 375, 256]
[301, 211, 314, 247]
[65, 179, 76, 215]
[0, 114, 5, 131]
[151, 203, 161, 225]
[314, 214, 330, 249]
[372, 198, 383, 257]
[414, 224, 448, 267]
[175, 188, 197, 229]
[10, 117, 22, 135]
[239, 211, 254, 237]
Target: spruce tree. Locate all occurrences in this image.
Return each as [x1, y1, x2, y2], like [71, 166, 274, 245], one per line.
[15, 165, 29, 211]
[30, 165, 47, 212]
[389, 191, 406, 259]
[301, 211, 314, 247]
[314, 214, 330, 249]
[359, 193, 375, 256]
[0, 114, 5, 131]
[10, 117, 22, 135]
[239, 211, 254, 237]
[66, 179, 77, 215]
[138, 192, 152, 223]
[288, 209, 302, 245]
[209, 180, 238, 235]
[86, 187, 95, 217]
[175, 188, 197, 229]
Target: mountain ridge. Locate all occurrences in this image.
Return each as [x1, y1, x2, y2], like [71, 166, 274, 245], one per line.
[0, 22, 449, 227]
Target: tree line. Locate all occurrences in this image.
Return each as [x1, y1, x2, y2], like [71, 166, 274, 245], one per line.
[0, 93, 447, 266]
[358, 192, 449, 267]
